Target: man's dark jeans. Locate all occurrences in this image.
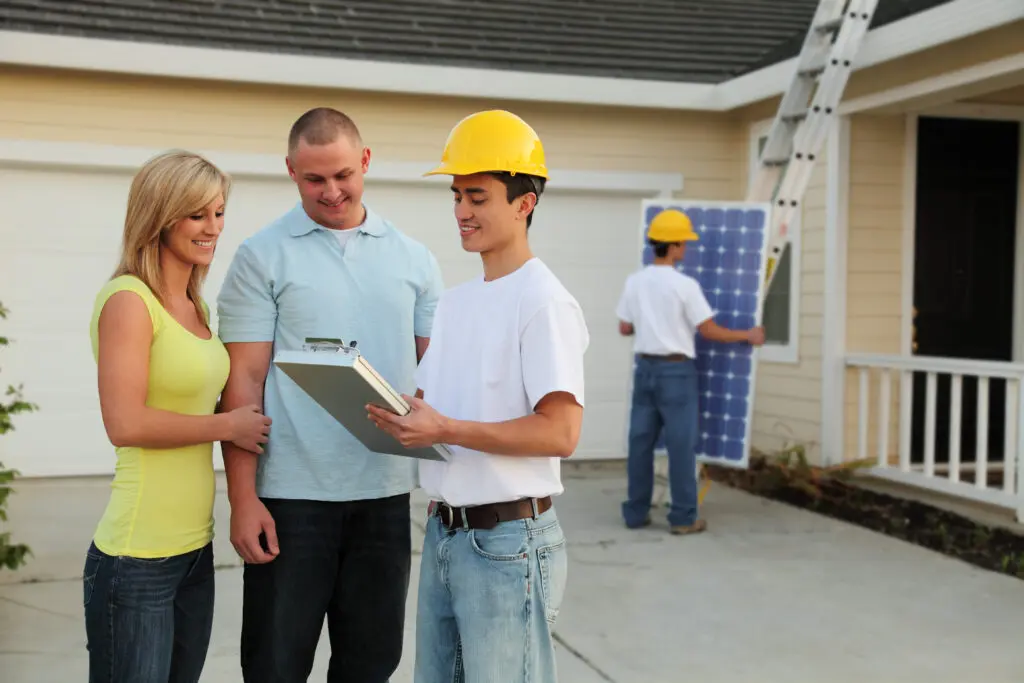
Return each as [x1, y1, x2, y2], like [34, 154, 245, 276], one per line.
[241, 493, 412, 683]
[83, 540, 215, 683]
[622, 356, 701, 528]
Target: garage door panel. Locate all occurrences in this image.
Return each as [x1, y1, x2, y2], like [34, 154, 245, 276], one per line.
[1, 253, 120, 316]
[0, 407, 114, 478]
[583, 346, 632, 397]
[1, 169, 126, 476]
[530, 193, 639, 253]
[576, 399, 630, 458]
[2, 164, 647, 475]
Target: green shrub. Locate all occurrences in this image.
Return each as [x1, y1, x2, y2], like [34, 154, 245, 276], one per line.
[0, 301, 36, 571]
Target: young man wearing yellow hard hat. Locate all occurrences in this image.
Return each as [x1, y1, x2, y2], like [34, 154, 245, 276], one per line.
[366, 110, 589, 682]
[616, 208, 765, 534]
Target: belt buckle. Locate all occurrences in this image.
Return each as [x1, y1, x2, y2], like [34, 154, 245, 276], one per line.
[439, 503, 455, 528]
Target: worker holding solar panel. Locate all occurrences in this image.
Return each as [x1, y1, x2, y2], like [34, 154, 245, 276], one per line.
[616, 208, 765, 535]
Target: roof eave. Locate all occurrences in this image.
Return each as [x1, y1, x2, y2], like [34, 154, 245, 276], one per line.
[714, 0, 1023, 110]
[0, 0, 1017, 112]
[0, 28, 719, 110]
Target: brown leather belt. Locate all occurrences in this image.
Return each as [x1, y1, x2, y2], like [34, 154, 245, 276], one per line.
[429, 496, 552, 531]
[638, 353, 689, 361]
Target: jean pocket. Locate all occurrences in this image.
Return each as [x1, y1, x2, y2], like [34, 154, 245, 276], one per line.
[537, 539, 567, 624]
[468, 528, 529, 562]
[82, 552, 101, 607]
[120, 553, 176, 567]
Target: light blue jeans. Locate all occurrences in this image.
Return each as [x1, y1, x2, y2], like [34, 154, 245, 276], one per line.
[414, 504, 568, 683]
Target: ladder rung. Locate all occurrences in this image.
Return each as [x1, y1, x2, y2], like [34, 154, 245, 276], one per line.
[782, 111, 807, 124]
[762, 157, 790, 167]
[815, 17, 843, 33]
[798, 65, 826, 78]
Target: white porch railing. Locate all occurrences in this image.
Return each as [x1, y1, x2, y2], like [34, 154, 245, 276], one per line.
[845, 354, 1024, 522]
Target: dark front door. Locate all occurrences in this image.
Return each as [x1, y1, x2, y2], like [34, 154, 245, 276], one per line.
[911, 116, 1020, 469]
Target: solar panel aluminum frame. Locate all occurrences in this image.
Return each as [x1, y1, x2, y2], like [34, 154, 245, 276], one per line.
[621, 199, 771, 471]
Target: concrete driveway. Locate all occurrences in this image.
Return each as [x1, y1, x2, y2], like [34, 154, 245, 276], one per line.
[2, 463, 1023, 682]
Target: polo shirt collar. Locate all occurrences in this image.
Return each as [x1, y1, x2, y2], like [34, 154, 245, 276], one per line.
[288, 203, 387, 238]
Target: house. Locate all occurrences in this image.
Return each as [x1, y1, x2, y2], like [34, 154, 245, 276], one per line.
[0, 0, 1021, 517]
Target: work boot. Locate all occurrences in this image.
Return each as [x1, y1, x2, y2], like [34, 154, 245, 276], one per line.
[670, 519, 708, 535]
[625, 515, 652, 530]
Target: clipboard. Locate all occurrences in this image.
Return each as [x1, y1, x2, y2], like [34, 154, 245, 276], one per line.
[273, 338, 452, 462]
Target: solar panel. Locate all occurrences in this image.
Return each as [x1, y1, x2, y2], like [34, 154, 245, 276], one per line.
[626, 199, 771, 470]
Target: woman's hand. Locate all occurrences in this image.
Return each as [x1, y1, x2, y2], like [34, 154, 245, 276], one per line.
[226, 404, 272, 454]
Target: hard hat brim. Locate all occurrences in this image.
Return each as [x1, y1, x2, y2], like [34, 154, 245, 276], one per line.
[423, 162, 549, 179]
[647, 231, 700, 243]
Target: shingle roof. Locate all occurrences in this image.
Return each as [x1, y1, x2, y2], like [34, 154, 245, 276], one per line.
[746, 0, 960, 74]
[0, 0, 960, 84]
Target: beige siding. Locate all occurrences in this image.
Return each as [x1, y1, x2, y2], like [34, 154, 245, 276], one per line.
[967, 85, 1024, 106]
[843, 114, 906, 462]
[0, 66, 744, 199]
[844, 21, 1024, 101]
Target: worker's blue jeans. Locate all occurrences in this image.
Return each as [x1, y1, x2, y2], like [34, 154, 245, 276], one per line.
[414, 505, 566, 683]
[622, 356, 700, 528]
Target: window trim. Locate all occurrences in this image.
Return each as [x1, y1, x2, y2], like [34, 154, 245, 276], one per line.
[748, 119, 801, 365]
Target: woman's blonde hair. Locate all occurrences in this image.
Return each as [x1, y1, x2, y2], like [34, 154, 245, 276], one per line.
[113, 150, 231, 323]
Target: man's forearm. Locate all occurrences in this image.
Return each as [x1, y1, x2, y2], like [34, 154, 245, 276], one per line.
[220, 376, 264, 503]
[442, 413, 576, 459]
[415, 335, 430, 362]
[700, 319, 750, 344]
[223, 444, 260, 504]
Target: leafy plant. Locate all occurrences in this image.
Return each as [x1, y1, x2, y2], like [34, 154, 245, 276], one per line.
[751, 443, 874, 499]
[1000, 552, 1024, 579]
[0, 301, 36, 571]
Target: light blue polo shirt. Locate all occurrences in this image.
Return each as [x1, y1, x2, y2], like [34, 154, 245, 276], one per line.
[216, 202, 443, 501]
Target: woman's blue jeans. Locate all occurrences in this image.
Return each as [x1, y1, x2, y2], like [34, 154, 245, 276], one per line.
[82, 541, 215, 683]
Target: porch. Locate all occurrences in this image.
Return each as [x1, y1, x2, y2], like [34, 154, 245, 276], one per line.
[828, 52, 1024, 521]
[846, 354, 1024, 521]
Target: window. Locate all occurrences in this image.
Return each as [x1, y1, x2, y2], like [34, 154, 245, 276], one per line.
[749, 121, 801, 364]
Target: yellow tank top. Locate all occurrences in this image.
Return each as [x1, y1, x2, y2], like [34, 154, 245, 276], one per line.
[89, 275, 230, 558]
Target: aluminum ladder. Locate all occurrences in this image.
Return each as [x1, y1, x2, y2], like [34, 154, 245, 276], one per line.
[750, 0, 880, 290]
[691, 0, 881, 500]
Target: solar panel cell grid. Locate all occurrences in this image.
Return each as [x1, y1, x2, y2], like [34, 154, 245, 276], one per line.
[635, 200, 770, 469]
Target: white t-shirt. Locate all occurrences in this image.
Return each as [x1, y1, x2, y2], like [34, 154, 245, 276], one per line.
[415, 258, 590, 507]
[332, 227, 358, 252]
[615, 265, 714, 357]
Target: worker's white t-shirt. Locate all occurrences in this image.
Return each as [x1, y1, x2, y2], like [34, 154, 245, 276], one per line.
[615, 264, 714, 357]
[415, 257, 590, 507]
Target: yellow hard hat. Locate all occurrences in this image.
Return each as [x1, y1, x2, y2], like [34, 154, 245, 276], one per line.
[424, 109, 548, 179]
[647, 209, 699, 243]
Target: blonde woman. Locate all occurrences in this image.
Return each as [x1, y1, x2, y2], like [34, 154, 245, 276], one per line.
[82, 150, 271, 683]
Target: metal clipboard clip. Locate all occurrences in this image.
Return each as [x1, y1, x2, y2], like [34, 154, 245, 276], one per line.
[301, 337, 362, 358]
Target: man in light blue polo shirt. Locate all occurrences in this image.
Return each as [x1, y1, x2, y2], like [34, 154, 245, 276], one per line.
[216, 107, 443, 683]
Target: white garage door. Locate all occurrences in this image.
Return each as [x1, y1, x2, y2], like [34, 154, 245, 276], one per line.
[0, 163, 647, 477]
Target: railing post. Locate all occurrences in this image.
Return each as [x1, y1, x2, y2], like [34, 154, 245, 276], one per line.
[877, 369, 891, 467]
[1016, 377, 1024, 522]
[899, 370, 912, 473]
[858, 368, 869, 463]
